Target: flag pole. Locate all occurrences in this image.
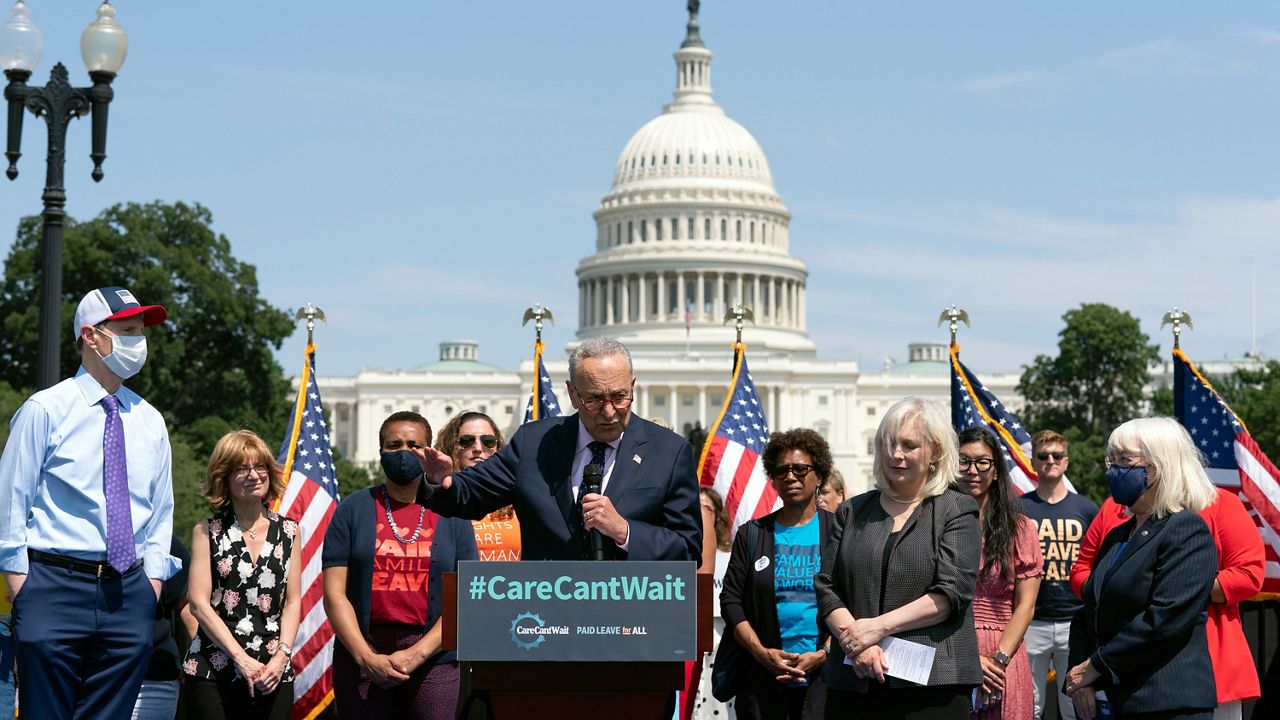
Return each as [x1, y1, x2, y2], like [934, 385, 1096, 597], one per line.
[937, 304, 970, 351]
[522, 304, 554, 421]
[276, 303, 326, 513]
[1160, 306, 1193, 350]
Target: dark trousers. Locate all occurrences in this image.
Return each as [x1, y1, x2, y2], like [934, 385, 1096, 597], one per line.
[12, 558, 156, 720]
[826, 683, 970, 719]
[332, 622, 460, 720]
[185, 678, 293, 720]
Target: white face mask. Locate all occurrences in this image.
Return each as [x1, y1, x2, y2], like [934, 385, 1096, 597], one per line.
[95, 329, 148, 380]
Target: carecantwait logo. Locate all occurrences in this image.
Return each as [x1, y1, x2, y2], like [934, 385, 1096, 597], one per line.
[509, 611, 568, 650]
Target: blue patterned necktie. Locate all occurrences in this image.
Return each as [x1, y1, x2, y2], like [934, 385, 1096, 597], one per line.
[577, 441, 611, 542]
[101, 395, 136, 573]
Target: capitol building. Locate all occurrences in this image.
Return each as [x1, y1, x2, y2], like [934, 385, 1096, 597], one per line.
[315, 8, 1022, 493]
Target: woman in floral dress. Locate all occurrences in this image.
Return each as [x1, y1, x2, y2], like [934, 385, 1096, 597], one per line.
[954, 428, 1043, 719]
[184, 430, 302, 720]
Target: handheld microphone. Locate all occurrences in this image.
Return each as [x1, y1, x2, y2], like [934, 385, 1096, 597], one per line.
[582, 463, 605, 561]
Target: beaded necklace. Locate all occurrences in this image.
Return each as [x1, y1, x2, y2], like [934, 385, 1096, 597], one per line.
[382, 484, 426, 544]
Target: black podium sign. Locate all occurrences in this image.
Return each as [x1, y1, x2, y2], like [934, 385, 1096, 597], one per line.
[456, 560, 698, 662]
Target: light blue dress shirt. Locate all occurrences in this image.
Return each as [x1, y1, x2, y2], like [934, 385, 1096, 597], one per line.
[0, 367, 180, 580]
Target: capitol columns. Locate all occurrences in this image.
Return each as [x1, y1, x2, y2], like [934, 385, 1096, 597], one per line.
[637, 272, 647, 323]
[620, 274, 630, 322]
[656, 271, 667, 321]
[676, 270, 686, 317]
[696, 270, 705, 322]
[605, 275, 615, 325]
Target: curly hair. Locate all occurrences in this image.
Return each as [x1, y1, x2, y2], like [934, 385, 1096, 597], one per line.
[762, 427, 834, 482]
[957, 427, 1023, 582]
[434, 410, 506, 471]
[202, 429, 286, 512]
[700, 487, 731, 552]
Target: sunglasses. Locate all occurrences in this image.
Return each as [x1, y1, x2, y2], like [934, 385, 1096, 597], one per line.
[457, 434, 498, 450]
[1035, 451, 1067, 461]
[768, 463, 814, 480]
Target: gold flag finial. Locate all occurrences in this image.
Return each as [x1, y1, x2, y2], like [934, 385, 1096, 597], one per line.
[1160, 307, 1193, 350]
[293, 303, 327, 345]
[723, 305, 755, 346]
[522, 304, 554, 344]
[937, 305, 970, 346]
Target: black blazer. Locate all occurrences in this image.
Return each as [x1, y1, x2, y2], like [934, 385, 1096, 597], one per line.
[814, 488, 981, 691]
[418, 414, 701, 562]
[1069, 509, 1218, 715]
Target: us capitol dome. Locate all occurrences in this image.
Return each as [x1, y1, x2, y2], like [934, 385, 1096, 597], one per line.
[312, 5, 1022, 488]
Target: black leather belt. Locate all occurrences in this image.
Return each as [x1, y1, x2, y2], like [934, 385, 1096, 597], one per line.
[28, 549, 138, 578]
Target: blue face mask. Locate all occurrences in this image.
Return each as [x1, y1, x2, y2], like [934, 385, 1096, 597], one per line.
[380, 450, 423, 486]
[1105, 464, 1150, 506]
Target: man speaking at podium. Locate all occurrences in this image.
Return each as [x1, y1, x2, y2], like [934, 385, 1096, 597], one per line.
[411, 338, 701, 564]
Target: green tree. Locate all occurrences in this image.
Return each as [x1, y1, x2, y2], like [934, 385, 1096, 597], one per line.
[1017, 303, 1161, 502]
[0, 201, 295, 457]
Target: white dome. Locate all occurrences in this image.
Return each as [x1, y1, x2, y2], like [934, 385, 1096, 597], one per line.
[612, 110, 775, 190]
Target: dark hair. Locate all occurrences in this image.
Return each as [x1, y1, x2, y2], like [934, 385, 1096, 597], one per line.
[434, 410, 506, 471]
[378, 411, 432, 448]
[957, 427, 1022, 582]
[700, 487, 731, 552]
[762, 428, 834, 483]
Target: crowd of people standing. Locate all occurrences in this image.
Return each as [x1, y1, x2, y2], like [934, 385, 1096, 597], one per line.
[0, 285, 1267, 720]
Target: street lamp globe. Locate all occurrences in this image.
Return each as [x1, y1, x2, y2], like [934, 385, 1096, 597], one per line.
[0, 0, 41, 73]
[80, 1, 126, 75]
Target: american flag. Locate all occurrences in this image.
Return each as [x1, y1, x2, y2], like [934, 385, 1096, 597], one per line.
[1173, 348, 1280, 594]
[523, 341, 562, 423]
[950, 344, 1040, 494]
[275, 344, 340, 719]
[697, 344, 779, 532]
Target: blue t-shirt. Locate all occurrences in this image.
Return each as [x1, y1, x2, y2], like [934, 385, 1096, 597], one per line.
[774, 514, 821, 679]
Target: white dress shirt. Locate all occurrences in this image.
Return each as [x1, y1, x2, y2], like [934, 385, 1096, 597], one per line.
[569, 419, 629, 549]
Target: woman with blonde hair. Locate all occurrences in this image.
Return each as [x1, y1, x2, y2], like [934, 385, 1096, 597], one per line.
[1064, 417, 1219, 720]
[183, 430, 301, 720]
[815, 398, 981, 718]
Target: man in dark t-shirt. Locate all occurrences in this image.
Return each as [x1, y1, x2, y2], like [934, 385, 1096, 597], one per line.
[1020, 430, 1097, 720]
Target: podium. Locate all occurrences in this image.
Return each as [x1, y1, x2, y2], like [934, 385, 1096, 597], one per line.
[444, 566, 713, 719]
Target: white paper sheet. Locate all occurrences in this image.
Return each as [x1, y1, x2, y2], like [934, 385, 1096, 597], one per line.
[843, 635, 935, 686]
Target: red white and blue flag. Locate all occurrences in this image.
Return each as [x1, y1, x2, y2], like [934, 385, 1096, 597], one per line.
[1173, 348, 1280, 594]
[523, 340, 563, 423]
[950, 344, 1041, 495]
[697, 344, 779, 533]
[275, 343, 340, 719]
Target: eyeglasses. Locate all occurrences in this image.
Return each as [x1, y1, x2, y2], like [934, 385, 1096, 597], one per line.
[570, 384, 634, 414]
[768, 463, 814, 480]
[1035, 451, 1067, 462]
[1105, 454, 1145, 469]
[957, 457, 994, 472]
[457, 434, 498, 450]
[232, 464, 269, 479]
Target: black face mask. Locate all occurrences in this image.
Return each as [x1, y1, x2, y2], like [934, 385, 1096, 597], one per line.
[380, 450, 423, 486]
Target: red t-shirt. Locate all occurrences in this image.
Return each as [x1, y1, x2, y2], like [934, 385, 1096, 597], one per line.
[370, 488, 439, 626]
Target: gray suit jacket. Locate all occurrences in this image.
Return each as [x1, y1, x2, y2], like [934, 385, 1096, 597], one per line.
[814, 488, 982, 691]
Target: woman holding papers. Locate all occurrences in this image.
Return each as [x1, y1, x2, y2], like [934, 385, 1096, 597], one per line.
[954, 428, 1043, 718]
[814, 397, 981, 718]
[720, 428, 836, 719]
[1063, 418, 1219, 720]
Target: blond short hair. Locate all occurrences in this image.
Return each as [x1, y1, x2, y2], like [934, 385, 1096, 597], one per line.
[1108, 417, 1217, 518]
[202, 429, 285, 511]
[872, 398, 958, 501]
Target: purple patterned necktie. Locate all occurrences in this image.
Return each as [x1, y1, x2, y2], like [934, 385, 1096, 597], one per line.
[101, 394, 136, 574]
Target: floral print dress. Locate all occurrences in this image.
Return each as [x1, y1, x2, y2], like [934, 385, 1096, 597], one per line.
[183, 509, 299, 683]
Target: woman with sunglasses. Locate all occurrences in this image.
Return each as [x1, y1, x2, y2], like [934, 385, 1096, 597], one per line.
[954, 428, 1042, 719]
[433, 411, 517, 562]
[183, 430, 301, 720]
[719, 428, 835, 719]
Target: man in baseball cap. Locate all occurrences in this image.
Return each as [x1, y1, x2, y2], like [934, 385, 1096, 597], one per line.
[0, 286, 179, 719]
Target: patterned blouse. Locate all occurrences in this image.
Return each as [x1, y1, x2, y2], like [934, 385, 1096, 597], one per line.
[182, 509, 299, 683]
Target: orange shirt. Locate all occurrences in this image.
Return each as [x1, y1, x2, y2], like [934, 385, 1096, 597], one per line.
[1071, 488, 1265, 703]
[472, 509, 522, 562]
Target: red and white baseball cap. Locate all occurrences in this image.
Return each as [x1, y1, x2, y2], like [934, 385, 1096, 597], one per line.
[73, 287, 168, 339]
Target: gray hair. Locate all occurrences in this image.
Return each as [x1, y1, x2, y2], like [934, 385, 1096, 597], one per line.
[568, 337, 634, 382]
[1108, 417, 1217, 517]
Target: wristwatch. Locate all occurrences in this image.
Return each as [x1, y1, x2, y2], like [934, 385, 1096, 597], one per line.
[993, 650, 1011, 666]
[278, 642, 293, 658]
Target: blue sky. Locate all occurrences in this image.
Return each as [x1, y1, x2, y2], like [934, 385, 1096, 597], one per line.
[0, 1, 1276, 378]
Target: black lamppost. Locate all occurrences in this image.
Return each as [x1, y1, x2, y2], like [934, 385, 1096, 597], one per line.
[1, 1, 127, 389]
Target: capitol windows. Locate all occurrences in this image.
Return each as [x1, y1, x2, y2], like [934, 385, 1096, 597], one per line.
[710, 394, 724, 408]
[671, 218, 679, 240]
[736, 220, 742, 242]
[866, 406, 876, 416]
[663, 154, 668, 165]
[628, 221, 634, 244]
[654, 221, 661, 241]
[641, 222, 649, 242]
[704, 218, 711, 240]
[720, 218, 727, 240]
[682, 394, 694, 407]
[505, 405, 515, 415]
[818, 395, 829, 406]
[750, 222, 755, 243]
[383, 404, 393, 414]
[654, 394, 666, 407]
[616, 223, 622, 246]
[688, 217, 695, 239]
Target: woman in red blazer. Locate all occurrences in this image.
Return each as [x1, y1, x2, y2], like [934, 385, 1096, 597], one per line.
[1070, 486, 1265, 717]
